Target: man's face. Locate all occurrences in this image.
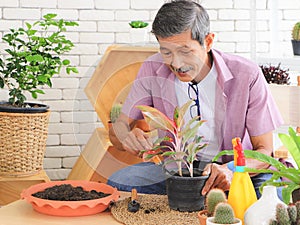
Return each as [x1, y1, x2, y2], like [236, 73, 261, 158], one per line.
[157, 30, 211, 83]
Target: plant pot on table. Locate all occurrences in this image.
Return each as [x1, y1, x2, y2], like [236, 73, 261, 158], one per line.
[166, 168, 208, 212]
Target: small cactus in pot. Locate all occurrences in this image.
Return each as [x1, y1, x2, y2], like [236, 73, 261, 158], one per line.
[198, 188, 231, 225]
[206, 188, 227, 217]
[269, 202, 300, 225]
[206, 202, 242, 225]
[109, 103, 122, 123]
[291, 22, 300, 55]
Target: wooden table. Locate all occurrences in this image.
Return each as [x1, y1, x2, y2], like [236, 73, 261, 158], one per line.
[0, 192, 131, 225]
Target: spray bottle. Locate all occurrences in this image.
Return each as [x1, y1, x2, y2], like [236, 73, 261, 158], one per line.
[227, 137, 257, 225]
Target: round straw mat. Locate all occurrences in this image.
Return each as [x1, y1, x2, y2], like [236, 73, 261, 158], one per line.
[111, 194, 199, 225]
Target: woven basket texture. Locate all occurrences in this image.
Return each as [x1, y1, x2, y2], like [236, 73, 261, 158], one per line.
[0, 111, 50, 176]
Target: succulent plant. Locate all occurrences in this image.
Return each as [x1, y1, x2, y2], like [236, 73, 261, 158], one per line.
[109, 103, 122, 123]
[292, 22, 300, 41]
[260, 63, 290, 85]
[276, 203, 291, 225]
[213, 202, 235, 224]
[129, 20, 149, 28]
[206, 188, 227, 216]
[288, 205, 297, 224]
[269, 202, 300, 225]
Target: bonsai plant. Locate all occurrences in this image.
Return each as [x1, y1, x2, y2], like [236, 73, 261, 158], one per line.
[0, 13, 78, 176]
[128, 20, 149, 44]
[213, 127, 300, 204]
[291, 21, 300, 56]
[259, 63, 290, 85]
[198, 188, 228, 225]
[206, 202, 242, 225]
[137, 100, 209, 212]
[0, 13, 78, 109]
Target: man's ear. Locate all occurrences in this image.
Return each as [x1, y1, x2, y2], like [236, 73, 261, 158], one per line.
[204, 33, 215, 52]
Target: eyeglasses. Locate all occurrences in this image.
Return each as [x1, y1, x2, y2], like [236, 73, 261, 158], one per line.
[188, 82, 201, 120]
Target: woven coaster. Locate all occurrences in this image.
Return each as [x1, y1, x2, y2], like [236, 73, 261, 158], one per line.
[110, 194, 199, 225]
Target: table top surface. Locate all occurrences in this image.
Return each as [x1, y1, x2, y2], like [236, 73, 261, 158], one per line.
[0, 192, 131, 225]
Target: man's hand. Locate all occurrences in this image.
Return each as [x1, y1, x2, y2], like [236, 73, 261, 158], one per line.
[201, 163, 233, 195]
[122, 127, 153, 156]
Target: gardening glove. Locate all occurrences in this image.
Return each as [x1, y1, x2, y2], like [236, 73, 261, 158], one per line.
[201, 163, 233, 195]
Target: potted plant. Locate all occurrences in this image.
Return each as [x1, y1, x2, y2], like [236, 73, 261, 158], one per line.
[269, 202, 300, 225]
[206, 202, 242, 225]
[291, 21, 300, 56]
[0, 13, 78, 176]
[128, 20, 149, 44]
[137, 100, 209, 212]
[108, 103, 122, 128]
[259, 63, 290, 85]
[198, 188, 227, 225]
[213, 127, 300, 204]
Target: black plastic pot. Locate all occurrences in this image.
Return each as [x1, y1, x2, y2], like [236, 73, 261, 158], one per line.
[166, 169, 209, 212]
[0, 102, 49, 113]
[292, 40, 300, 56]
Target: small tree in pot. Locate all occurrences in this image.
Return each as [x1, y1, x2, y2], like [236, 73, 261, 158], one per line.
[0, 14, 78, 176]
[137, 100, 209, 212]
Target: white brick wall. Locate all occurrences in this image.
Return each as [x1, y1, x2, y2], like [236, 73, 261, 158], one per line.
[0, 0, 299, 180]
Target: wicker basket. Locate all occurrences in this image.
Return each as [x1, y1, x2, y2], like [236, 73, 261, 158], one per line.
[0, 110, 50, 176]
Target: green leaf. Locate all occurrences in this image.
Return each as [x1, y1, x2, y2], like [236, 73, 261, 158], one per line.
[279, 128, 300, 169]
[136, 105, 176, 132]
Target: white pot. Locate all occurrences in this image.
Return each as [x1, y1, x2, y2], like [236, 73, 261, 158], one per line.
[129, 28, 148, 44]
[244, 185, 287, 225]
[206, 217, 242, 225]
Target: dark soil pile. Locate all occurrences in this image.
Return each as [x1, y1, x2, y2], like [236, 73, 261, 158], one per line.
[32, 184, 110, 201]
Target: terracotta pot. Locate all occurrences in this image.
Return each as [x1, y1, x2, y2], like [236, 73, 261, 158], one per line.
[206, 217, 242, 225]
[198, 209, 208, 225]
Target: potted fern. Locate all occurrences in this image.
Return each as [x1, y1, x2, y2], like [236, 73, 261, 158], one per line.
[291, 21, 300, 56]
[213, 127, 300, 204]
[0, 13, 78, 176]
[137, 100, 209, 212]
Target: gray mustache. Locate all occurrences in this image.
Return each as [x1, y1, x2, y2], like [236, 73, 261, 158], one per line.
[172, 66, 193, 73]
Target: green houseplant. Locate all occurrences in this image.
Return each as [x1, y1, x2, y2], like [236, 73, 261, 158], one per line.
[291, 22, 300, 56]
[137, 100, 209, 212]
[0, 13, 78, 108]
[213, 127, 300, 204]
[0, 13, 78, 176]
[128, 20, 149, 44]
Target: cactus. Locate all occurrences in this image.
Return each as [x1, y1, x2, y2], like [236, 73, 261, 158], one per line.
[206, 188, 227, 216]
[269, 219, 278, 225]
[292, 22, 300, 41]
[213, 202, 235, 224]
[288, 205, 297, 223]
[295, 202, 300, 219]
[109, 103, 122, 123]
[276, 203, 290, 225]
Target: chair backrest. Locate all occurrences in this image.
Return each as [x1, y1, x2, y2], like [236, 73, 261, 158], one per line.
[85, 45, 158, 131]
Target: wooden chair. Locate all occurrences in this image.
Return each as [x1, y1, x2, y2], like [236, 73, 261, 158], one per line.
[68, 45, 158, 183]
